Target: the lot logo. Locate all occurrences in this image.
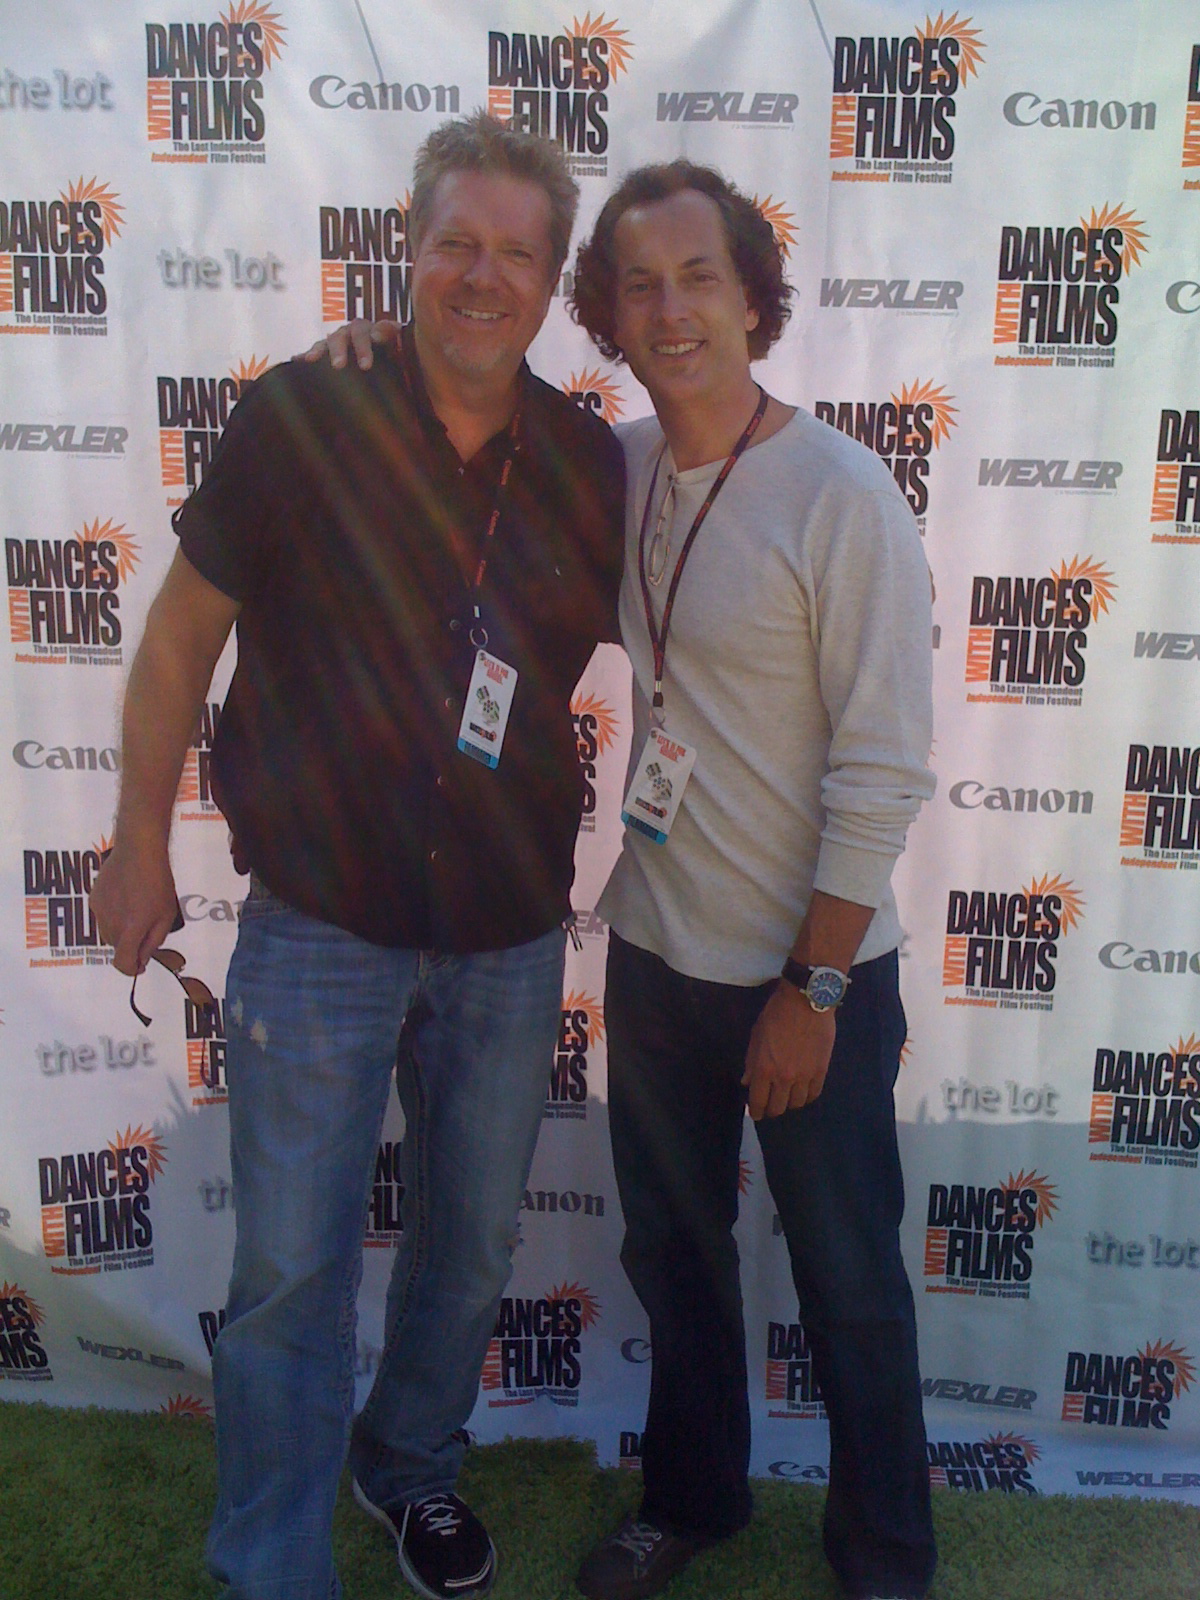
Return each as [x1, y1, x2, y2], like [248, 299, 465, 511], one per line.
[993, 205, 1147, 368]
[0, 178, 122, 337]
[765, 1320, 826, 1420]
[570, 690, 619, 834]
[927, 1432, 1038, 1492]
[0, 68, 114, 113]
[943, 874, 1082, 1012]
[1089, 1035, 1200, 1169]
[1062, 1339, 1194, 1429]
[0, 421, 126, 457]
[24, 834, 112, 968]
[0, 1283, 51, 1382]
[158, 356, 267, 506]
[364, 1141, 404, 1246]
[830, 12, 985, 185]
[1120, 745, 1200, 871]
[925, 1171, 1058, 1298]
[39, 1125, 167, 1273]
[1183, 46, 1200, 183]
[1150, 409, 1200, 544]
[320, 199, 412, 325]
[7, 518, 138, 670]
[562, 369, 624, 424]
[146, 3, 286, 165]
[965, 557, 1114, 708]
[185, 992, 227, 1108]
[815, 380, 956, 530]
[481, 1281, 600, 1406]
[176, 701, 225, 821]
[487, 14, 633, 179]
[546, 990, 604, 1118]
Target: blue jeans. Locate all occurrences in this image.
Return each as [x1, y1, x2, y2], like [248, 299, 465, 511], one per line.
[205, 885, 565, 1600]
[607, 934, 936, 1600]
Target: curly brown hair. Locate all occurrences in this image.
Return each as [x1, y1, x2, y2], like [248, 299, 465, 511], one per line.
[569, 160, 792, 363]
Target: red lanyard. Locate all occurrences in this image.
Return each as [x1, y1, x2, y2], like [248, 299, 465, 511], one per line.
[637, 386, 768, 710]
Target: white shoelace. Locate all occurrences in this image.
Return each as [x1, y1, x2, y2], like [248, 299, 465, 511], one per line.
[613, 1521, 663, 1561]
[414, 1495, 463, 1537]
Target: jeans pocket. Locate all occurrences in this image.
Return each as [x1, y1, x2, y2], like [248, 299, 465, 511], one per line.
[238, 872, 293, 921]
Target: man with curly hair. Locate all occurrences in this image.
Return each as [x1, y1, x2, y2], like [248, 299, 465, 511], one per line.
[569, 161, 938, 1600]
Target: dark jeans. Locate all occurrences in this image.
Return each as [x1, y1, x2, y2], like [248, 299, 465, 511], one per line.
[606, 933, 936, 1600]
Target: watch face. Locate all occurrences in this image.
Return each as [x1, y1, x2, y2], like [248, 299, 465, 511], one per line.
[807, 968, 847, 1009]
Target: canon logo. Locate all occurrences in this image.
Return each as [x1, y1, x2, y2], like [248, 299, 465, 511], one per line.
[620, 1337, 651, 1363]
[1099, 942, 1200, 975]
[13, 740, 118, 771]
[768, 1461, 829, 1481]
[949, 781, 1093, 815]
[1167, 281, 1200, 314]
[1003, 92, 1156, 130]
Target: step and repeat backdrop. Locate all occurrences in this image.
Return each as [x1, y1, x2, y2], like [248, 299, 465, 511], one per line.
[2, 0, 1199, 1504]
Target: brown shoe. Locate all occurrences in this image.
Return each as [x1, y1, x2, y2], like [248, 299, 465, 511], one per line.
[576, 1516, 703, 1600]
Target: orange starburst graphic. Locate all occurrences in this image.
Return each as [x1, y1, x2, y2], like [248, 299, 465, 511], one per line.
[1171, 1034, 1200, 1059]
[916, 11, 986, 83]
[548, 1280, 602, 1330]
[221, 1, 287, 69]
[0, 1282, 45, 1326]
[160, 1394, 213, 1420]
[986, 1430, 1040, 1465]
[737, 1159, 753, 1195]
[1051, 555, 1116, 623]
[752, 195, 798, 259]
[77, 517, 139, 584]
[1025, 873, 1084, 936]
[570, 690, 620, 753]
[398, 190, 412, 215]
[92, 833, 113, 860]
[61, 178, 124, 246]
[562, 368, 624, 424]
[1141, 1339, 1195, 1398]
[563, 989, 605, 1048]
[571, 14, 633, 79]
[891, 380, 957, 449]
[1004, 1169, 1058, 1228]
[1081, 203, 1148, 275]
[109, 1124, 168, 1183]
[230, 354, 271, 387]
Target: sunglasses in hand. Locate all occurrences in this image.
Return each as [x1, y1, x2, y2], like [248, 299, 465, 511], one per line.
[128, 903, 215, 1026]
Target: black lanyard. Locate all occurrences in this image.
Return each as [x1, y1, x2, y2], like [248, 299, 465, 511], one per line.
[637, 386, 768, 710]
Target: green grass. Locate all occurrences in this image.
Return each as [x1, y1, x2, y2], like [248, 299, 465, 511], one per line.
[3, 1403, 1199, 1599]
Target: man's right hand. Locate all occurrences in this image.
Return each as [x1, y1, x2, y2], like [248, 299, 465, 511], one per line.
[301, 318, 402, 371]
[90, 837, 180, 977]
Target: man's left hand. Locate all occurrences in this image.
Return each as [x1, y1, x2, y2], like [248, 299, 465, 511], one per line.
[742, 982, 836, 1119]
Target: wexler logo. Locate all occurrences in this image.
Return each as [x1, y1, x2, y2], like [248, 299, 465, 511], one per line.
[176, 701, 224, 821]
[24, 834, 111, 968]
[830, 11, 985, 184]
[39, 1126, 166, 1274]
[765, 1320, 826, 1420]
[6, 518, 139, 668]
[0, 1282, 51, 1382]
[158, 356, 267, 506]
[1062, 1340, 1194, 1430]
[320, 199, 412, 325]
[1183, 45, 1200, 184]
[145, 3, 285, 164]
[1089, 1035, 1200, 1169]
[815, 381, 956, 529]
[546, 990, 604, 1119]
[570, 689, 619, 834]
[481, 1282, 600, 1406]
[1120, 745, 1200, 870]
[1151, 409, 1200, 544]
[993, 206, 1147, 368]
[487, 13, 633, 178]
[0, 421, 126, 456]
[656, 87, 797, 127]
[185, 991, 227, 1107]
[0, 179, 122, 337]
[927, 1433, 1038, 1493]
[943, 875, 1083, 1012]
[924, 1171, 1058, 1299]
[965, 558, 1114, 708]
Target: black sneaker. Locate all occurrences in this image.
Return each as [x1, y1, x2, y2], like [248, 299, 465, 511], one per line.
[575, 1515, 702, 1600]
[352, 1479, 496, 1599]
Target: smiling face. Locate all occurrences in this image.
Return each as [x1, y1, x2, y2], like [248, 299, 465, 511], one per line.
[411, 169, 557, 397]
[611, 187, 759, 413]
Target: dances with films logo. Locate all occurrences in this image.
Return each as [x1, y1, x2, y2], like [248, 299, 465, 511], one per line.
[24, 835, 112, 966]
[146, 3, 286, 164]
[570, 689, 620, 834]
[487, 13, 633, 178]
[815, 380, 956, 529]
[39, 1127, 167, 1274]
[0, 1283, 51, 1382]
[829, 12, 985, 184]
[1120, 745, 1200, 869]
[320, 200, 412, 325]
[1150, 409, 1200, 544]
[924, 1171, 1058, 1299]
[158, 356, 267, 505]
[0, 180, 122, 336]
[6, 519, 139, 668]
[965, 558, 1114, 707]
[1089, 1036, 1200, 1168]
[185, 991, 227, 1108]
[546, 990, 604, 1119]
[1183, 45, 1200, 184]
[364, 1142, 404, 1246]
[176, 702, 225, 822]
[1062, 1340, 1194, 1430]
[765, 1320, 826, 1421]
[993, 206, 1147, 367]
[943, 874, 1082, 1011]
[481, 1282, 600, 1406]
[927, 1433, 1038, 1493]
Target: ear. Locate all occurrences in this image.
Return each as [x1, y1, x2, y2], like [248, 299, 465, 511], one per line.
[743, 290, 760, 334]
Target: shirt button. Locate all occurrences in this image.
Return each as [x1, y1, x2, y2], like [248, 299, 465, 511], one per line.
[429, 849, 439, 862]
[444, 696, 454, 710]
[449, 618, 461, 632]
[436, 775, 445, 789]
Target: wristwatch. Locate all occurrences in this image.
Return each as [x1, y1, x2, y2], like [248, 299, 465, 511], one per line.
[780, 958, 851, 1013]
